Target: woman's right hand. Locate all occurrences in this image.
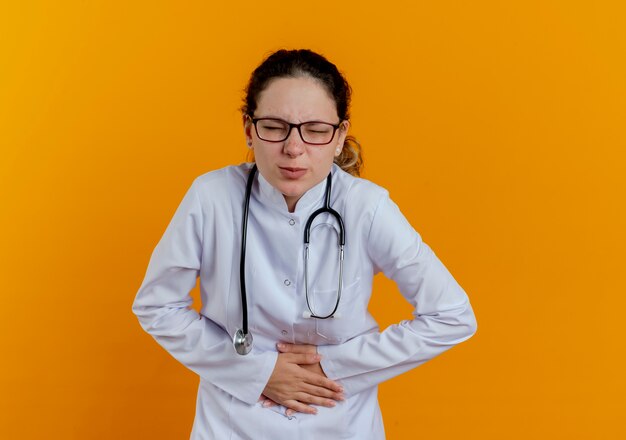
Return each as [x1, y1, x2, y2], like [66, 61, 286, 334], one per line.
[262, 351, 344, 415]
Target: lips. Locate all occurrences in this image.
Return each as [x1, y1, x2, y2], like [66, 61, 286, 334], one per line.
[279, 167, 307, 179]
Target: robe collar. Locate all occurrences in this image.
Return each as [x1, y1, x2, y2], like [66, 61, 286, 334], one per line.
[255, 164, 337, 215]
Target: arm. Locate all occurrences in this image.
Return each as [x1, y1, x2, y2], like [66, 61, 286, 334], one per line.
[132, 179, 278, 405]
[316, 194, 478, 396]
[133, 178, 343, 409]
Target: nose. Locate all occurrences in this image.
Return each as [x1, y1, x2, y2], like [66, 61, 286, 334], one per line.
[282, 127, 305, 157]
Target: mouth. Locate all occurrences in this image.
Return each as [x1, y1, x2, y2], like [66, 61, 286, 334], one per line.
[279, 167, 307, 179]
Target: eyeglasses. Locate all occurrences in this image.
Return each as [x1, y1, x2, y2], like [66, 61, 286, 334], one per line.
[250, 116, 341, 145]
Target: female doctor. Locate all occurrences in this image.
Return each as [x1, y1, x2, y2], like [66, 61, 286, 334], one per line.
[132, 49, 477, 439]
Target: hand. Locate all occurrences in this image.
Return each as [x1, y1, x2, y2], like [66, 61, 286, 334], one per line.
[258, 345, 328, 412]
[262, 344, 344, 416]
[276, 343, 332, 416]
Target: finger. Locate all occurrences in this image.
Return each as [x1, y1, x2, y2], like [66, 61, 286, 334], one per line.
[258, 395, 275, 405]
[302, 369, 344, 393]
[295, 390, 339, 408]
[302, 383, 345, 402]
[284, 399, 317, 415]
[277, 342, 316, 354]
[262, 399, 279, 408]
[285, 352, 322, 365]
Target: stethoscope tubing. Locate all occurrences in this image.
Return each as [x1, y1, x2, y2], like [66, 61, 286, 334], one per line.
[235, 164, 344, 355]
[239, 164, 257, 336]
[303, 172, 345, 319]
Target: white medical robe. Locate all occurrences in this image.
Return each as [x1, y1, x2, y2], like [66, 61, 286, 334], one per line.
[132, 163, 477, 439]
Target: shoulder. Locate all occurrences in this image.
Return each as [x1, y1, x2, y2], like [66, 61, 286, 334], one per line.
[186, 163, 253, 215]
[192, 162, 252, 193]
[332, 165, 389, 212]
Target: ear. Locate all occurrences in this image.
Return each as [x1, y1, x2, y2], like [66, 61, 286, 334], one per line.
[335, 120, 350, 156]
[243, 115, 254, 147]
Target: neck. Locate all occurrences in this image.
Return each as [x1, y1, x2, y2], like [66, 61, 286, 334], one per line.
[284, 195, 300, 213]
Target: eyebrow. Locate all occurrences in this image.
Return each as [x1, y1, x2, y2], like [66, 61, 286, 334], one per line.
[254, 115, 339, 124]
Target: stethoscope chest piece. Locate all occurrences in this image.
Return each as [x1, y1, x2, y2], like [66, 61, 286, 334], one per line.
[233, 329, 253, 355]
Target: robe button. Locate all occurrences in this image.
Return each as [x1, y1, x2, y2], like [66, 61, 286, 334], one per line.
[288, 219, 295, 226]
[284, 279, 291, 286]
[281, 330, 288, 336]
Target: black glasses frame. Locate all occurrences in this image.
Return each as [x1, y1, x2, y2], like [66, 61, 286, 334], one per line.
[250, 116, 341, 145]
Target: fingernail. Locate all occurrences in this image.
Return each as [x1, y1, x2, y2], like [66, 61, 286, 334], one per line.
[277, 343, 285, 349]
[286, 410, 293, 416]
[263, 400, 271, 407]
[328, 401, 336, 407]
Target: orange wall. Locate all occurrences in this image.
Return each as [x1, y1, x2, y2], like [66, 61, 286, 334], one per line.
[1, 1, 624, 438]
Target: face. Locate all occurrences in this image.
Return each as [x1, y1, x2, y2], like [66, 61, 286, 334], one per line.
[244, 76, 349, 211]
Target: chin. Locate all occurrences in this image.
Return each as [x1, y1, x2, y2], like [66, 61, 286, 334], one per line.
[278, 183, 305, 198]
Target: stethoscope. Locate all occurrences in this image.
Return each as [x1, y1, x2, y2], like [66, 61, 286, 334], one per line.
[233, 164, 345, 355]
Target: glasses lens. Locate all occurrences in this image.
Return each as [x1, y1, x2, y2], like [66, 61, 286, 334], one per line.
[301, 122, 336, 144]
[256, 119, 289, 141]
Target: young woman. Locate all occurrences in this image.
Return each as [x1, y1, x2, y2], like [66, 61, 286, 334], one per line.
[133, 49, 477, 439]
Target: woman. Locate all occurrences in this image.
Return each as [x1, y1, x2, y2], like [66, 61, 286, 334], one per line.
[133, 49, 477, 439]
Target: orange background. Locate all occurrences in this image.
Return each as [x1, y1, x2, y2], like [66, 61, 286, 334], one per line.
[1, 1, 625, 438]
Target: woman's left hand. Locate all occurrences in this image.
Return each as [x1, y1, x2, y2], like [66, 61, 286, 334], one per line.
[271, 342, 334, 416]
[260, 342, 335, 415]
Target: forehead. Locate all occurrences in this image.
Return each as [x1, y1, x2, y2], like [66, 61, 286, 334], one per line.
[255, 76, 338, 121]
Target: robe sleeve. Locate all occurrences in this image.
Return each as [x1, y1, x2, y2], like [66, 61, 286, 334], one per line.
[318, 193, 477, 396]
[132, 179, 278, 405]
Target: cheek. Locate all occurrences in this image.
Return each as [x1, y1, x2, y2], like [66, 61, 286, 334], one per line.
[252, 145, 273, 162]
[309, 150, 338, 178]
[322, 148, 339, 164]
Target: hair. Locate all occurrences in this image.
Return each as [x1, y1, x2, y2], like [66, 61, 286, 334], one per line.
[241, 49, 363, 176]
